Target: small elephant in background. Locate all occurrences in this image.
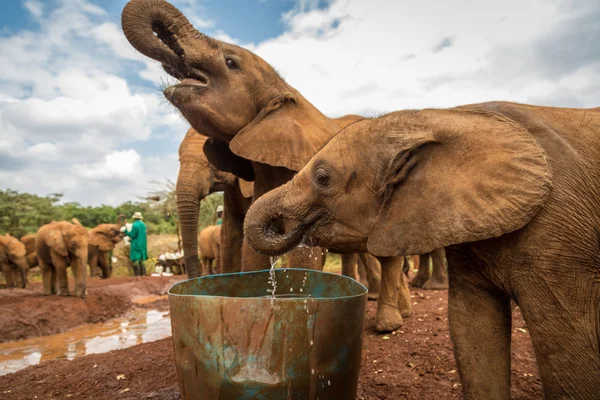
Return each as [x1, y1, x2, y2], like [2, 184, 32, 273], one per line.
[36, 219, 88, 298]
[87, 215, 125, 278]
[0, 234, 30, 288]
[198, 225, 221, 276]
[20, 234, 38, 270]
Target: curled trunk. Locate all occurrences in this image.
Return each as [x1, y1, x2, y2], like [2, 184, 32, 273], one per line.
[244, 189, 309, 256]
[121, 0, 216, 72]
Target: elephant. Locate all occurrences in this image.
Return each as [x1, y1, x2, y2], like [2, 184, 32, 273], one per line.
[244, 101, 600, 399]
[198, 225, 221, 275]
[20, 234, 38, 269]
[36, 220, 89, 298]
[0, 234, 30, 288]
[121, 0, 358, 274]
[87, 215, 125, 278]
[176, 128, 253, 278]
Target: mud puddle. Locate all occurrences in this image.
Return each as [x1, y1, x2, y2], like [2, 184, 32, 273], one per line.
[0, 307, 171, 376]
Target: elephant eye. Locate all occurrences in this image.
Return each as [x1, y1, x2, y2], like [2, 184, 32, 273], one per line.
[314, 169, 330, 188]
[225, 57, 238, 69]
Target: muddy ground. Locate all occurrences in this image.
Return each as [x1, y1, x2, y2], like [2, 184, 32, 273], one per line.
[0, 276, 542, 399]
[0, 276, 181, 342]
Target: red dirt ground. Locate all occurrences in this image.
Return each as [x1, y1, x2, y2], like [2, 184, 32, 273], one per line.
[0, 280, 542, 399]
[0, 276, 182, 342]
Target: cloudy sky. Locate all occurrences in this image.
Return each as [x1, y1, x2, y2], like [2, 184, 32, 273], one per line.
[1, 0, 598, 206]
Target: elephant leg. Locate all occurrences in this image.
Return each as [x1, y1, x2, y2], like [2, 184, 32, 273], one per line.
[341, 253, 358, 279]
[1, 262, 15, 287]
[200, 257, 208, 276]
[374, 256, 403, 333]
[39, 258, 54, 295]
[423, 248, 449, 290]
[98, 252, 111, 279]
[410, 252, 432, 288]
[516, 268, 600, 398]
[89, 252, 98, 277]
[50, 251, 69, 296]
[448, 266, 511, 400]
[140, 261, 147, 276]
[360, 253, 381, 301]
[397, 259, 412, 318]
[18, 264, 28, 288]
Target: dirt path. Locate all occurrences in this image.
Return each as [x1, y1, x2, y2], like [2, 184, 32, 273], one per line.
[0, 276, 182, 342]
[0, 289, 542, 399]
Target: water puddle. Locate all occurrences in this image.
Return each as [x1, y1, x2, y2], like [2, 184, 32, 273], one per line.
[0, 308, 171, 376]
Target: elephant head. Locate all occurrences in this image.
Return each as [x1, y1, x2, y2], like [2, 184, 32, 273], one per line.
[122, 0, 340, 179]
[176, 128, 253, 278]
[245, 107, 552, 257]
[0, 234, 29, 288]
[88, 214, 126, 252]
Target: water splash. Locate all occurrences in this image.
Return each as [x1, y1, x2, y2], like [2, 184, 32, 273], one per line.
[268, 256, 280, 305]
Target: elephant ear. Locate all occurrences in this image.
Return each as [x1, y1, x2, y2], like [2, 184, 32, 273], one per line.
[203, 137, 255, 181]
[46, 228, 69, 257]
[367, 108, 553, 257]
[6, 237, 26, 258]
[89, 229, 115, 252]
[229, 94, 340, 172]
[237, 178, 254, 199]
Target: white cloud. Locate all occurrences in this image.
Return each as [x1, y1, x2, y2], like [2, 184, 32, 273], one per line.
[23, 1, 44, 19]
[247, 0, 598, 117]
[0, 0, 186, 206]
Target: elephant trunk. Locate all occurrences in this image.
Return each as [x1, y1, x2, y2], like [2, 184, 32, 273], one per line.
[244, 185, 313, 256]
[13, 257, 29, 288]
[121, 0, 217, 73]
[176, 162, 210, 279]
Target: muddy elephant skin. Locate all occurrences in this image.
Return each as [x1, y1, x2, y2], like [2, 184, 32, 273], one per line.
[0, 234, 30, 288]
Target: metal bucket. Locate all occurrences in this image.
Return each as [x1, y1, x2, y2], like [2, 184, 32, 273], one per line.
[168, 268, 368, 400]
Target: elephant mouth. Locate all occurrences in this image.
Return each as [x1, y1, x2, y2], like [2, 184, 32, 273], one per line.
[163, 64, 209, 90]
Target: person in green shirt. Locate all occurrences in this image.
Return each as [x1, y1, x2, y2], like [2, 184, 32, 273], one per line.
[122, 212, 148, 276]
[216, 205, 223, 226]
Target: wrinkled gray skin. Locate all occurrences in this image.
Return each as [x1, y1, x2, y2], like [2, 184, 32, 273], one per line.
[245, 102, 600, 399]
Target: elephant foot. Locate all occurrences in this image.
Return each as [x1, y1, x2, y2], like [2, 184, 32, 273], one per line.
[422, 279, 449, 290]
[398, 296, 412, 318]
[57, 289, 70, 296]
[375, 303, 403, 333]
[367, 291, 379, 301]
[410, 276, 428, 288]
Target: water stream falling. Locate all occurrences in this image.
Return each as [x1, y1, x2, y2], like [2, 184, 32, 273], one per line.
[268, 256, 280, 305]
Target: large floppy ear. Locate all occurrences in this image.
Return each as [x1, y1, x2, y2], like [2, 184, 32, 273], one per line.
[203, 137, 255, 181]
[237, 178, 254, 199]
[229, 94, 340, 172]
[89, 229, 115, 252]
[46, 228, 69, 257]
[367, 108, 553, 257]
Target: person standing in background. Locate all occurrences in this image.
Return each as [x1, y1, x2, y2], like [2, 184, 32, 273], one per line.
[216, 205, 223, 226]
[121, 211, 148, 276]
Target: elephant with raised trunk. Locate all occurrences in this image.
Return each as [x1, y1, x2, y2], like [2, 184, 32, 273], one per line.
[245, 101, 600, 399]
[36, 220, 88, 298]
[87, 215, 125, 278]
[176, 128, 253, 278]
[121, 0, 383, 282]
[0, 234, 30, 288]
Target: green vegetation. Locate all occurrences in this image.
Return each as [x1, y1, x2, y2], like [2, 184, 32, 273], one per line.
[0, 188, 224, 237]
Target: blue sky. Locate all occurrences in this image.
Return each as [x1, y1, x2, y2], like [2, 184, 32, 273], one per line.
[1, 0, 599, 206]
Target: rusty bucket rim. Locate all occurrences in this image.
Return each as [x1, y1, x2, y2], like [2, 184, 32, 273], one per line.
[168, 268, 368, 301]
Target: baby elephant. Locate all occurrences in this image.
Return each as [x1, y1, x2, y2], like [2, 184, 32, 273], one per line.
[0, 234, 30, 288]
[245, 101, 600, 399]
